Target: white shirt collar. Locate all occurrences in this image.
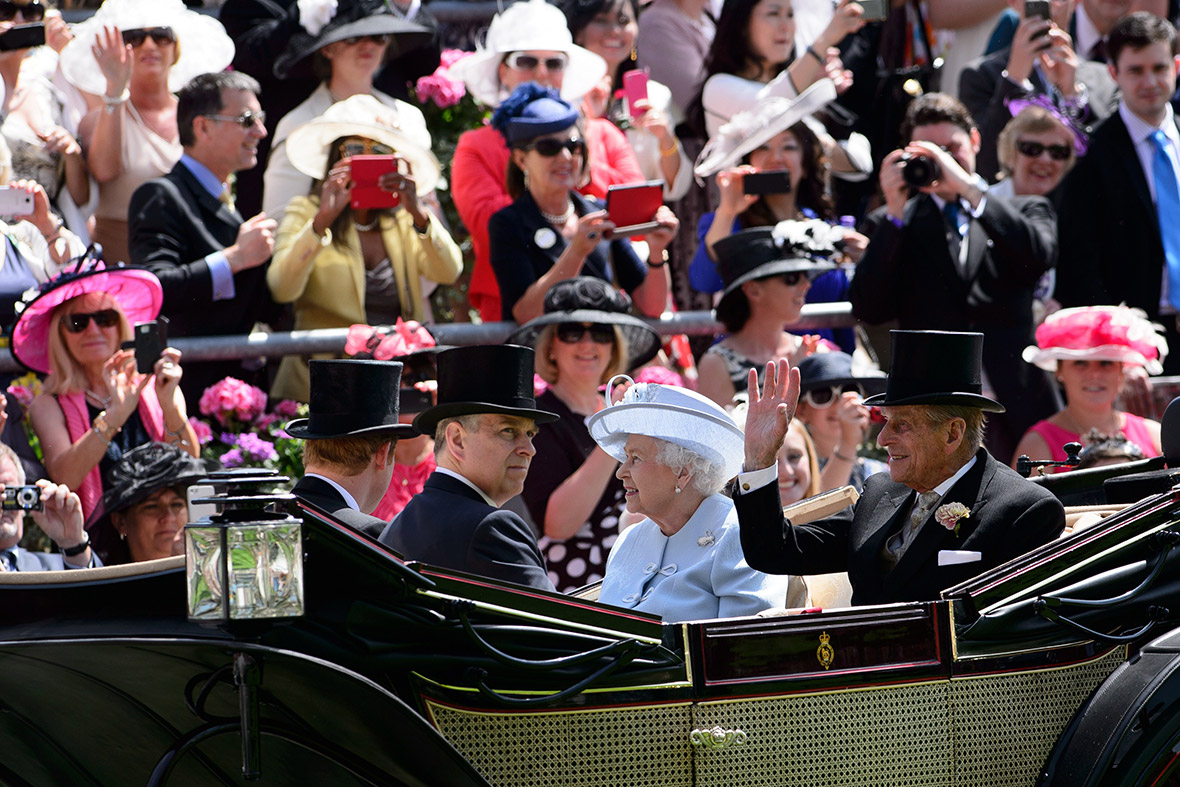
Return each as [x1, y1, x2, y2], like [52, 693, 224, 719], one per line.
[1120, 100, 1179, 145]
[930, 453, 978, 499]
[434, 466, 499, 507]
[305, 473, 361, 511]
[1074, 4, 1102, 62]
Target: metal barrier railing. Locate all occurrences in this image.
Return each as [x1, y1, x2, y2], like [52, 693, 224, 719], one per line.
[0, 303, 857, 373]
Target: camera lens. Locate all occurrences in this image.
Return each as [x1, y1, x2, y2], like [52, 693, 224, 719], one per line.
[15, 487, 38, 509]
[901, 153, 941, 189]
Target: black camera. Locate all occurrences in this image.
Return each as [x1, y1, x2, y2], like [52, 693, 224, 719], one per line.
[2, 485, 42, 511]
[900, 153, 941, 189]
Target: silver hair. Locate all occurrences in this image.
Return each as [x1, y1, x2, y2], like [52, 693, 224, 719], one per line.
[433, 414, 485, 457]
[653, 438, 728, 496]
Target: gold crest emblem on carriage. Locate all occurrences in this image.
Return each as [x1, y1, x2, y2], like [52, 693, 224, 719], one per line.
[817, 631, 834, 670]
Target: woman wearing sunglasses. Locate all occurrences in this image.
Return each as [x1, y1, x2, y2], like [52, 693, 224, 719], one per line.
[697, 220, 836, 408]
[994, 102, 1082, 201]
[793, 351, 887, 493]
[508, 277, 661, 592]
[261, 0, 432, 224]
[450, 0, 647, 323]
[266, 95, 461, 402]
[12, 263, 199, 536]
[60, 0, 234, 266]
[488, 83, 675, 324]
[0, 0, 90, 228]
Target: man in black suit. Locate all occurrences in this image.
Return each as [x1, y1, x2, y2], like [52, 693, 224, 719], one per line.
[286, 360, 414, 540]
[1057, 12, 1180, 374]
[380, 345, 559, 592]
[1072, 0, 1133, 63]
[849, 92, 1058, 463]
[128, 71, 277, 401]
[734, 332, 1065, 607]
[960, 2, 1117, 181]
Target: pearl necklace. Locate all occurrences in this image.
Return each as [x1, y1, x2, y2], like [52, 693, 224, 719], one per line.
[539, 199, 575, 226]
[354, 216, 380, 232]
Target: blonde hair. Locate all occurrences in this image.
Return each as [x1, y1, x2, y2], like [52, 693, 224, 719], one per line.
[996, 107, 1076, 176]
[790, 420, 822, 498]
[534, 324, 630, 385]
[43, 293, 133, 396]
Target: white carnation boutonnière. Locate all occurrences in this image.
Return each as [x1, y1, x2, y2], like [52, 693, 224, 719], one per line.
[934, 503, 971, 538]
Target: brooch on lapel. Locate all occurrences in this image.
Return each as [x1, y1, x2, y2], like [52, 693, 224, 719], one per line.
[935, 503, 971, 537]
[697, 530, 715, 547]
[534, 227, 557, 249]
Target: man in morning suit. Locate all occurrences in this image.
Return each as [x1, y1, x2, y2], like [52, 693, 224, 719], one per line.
[285, 360, 413, 540]
[849, 92, 1058, 463]
[127, 70, 277, 400]
[380, 344, 559, 592]
[1056, 12, 1180, 374]
[734, 331, 1065, 607]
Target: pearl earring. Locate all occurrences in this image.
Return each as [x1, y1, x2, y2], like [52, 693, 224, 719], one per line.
[674, 486, 681, 494]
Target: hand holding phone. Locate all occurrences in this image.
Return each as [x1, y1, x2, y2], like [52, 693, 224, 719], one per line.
[742, 169, 793, 195]
[0, 23, 45, 52]
[349, 155, 404, 210]
[132, 318, 168, 375]
[605, 180, 664, 238]
[0, 186, 35, 216]
[622, 70, 649, 120]
[852, 0, 887, 23]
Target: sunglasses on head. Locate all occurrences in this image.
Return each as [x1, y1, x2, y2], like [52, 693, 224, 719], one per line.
[802, 383, 865, 409]
[205, 110, 267, 130]
[339, 139, 395, 158]
[345, 33, 392, 45]
[1016, 140, 1072, 161]
[523, 137, 585, 157]
[121, 27, 175, 48]
[555, 322, 614, 344]
[0, 0, 42, 22]
[62, 309, 120, 333]
[505, 52, 568, 72]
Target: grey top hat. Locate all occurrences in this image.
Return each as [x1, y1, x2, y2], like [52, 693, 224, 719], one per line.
[285, 359, 418, 439]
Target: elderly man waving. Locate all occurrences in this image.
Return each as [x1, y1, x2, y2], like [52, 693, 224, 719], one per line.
[735, 330, 1065, 606]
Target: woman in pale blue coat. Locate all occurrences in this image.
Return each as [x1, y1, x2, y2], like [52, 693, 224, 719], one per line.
[587, 381, 807, 622]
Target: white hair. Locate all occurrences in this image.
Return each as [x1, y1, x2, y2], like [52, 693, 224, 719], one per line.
[653, 438, 728, 496]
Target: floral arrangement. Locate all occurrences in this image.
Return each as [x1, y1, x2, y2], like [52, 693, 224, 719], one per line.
[409, 49, 490, 321]
[5, 371, 44, 460]
[935, 502, 971, 537]
[191, 377, 306, 481]
[344, 318, 436, 361]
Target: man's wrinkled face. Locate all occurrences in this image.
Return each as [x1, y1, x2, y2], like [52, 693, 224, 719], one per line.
[876, 406, 960, 492]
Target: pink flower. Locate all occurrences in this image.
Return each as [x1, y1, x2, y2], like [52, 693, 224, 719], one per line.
[188, 416, 212, 445]
[272, 399, 301, 417]
[533, 374, 549, 397]
[439, 48, 470, 69]
[374, 318, 436, 360]
[199, 377, 268, 425]
[5, 384, 32, 407]
[415, 50, 470, 109]
[635, 365, 685, 387]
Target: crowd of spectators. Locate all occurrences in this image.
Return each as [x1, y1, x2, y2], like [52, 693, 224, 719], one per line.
[2, 0, 1177, 614]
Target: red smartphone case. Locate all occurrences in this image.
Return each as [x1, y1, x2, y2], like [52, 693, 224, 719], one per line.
[606, 180, 664, 237]
[349, 155, 401, 210]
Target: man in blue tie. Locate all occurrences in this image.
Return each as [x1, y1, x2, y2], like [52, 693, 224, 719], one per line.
[849, 93, 1059, 464]
[1057, 13, 1180, 374]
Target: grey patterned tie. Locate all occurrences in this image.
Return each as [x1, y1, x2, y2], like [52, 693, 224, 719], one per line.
[883, 491, 941, 566]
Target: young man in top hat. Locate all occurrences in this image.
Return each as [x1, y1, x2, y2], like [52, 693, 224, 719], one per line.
[285, 359, 416, 539]
[379, 344, 559, 592]
[735, 330, 1065, 607]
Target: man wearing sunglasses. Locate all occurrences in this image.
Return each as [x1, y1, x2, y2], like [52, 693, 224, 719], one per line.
[1057, 13, 1180, 377]
[128, 71, 278, 402]
[959, 0, 1116, 181]
[734, 332, 1064, 607]
[850, 92, 1058, 465]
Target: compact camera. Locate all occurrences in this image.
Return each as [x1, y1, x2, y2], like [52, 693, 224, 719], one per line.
[2, 485, 42, 511]
[900, 152, 941, 189]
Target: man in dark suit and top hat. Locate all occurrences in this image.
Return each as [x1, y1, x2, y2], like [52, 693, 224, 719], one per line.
[380, 345, 559, 592]
[285, 360, 416, 540]
[735, 331, 1065, 607]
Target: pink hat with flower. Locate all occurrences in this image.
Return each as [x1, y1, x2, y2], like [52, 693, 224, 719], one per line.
[11, 259, 163, 374]
[1022, 305, 1169, 376]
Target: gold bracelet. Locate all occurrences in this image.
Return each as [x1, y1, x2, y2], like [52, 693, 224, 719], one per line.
[660, 138, 680, 158]
[92, 410, 118, 443]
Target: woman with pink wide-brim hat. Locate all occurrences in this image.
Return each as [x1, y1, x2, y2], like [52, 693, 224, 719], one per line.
[1012, 305, 1168, 472]
[13, 259, 199, 536]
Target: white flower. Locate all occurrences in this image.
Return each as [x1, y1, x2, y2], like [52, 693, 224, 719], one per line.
[298, 0, 337, 36]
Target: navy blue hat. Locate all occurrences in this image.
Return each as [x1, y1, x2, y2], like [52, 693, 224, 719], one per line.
[491, 82, 580, 146]
[797, 352, 887, 395]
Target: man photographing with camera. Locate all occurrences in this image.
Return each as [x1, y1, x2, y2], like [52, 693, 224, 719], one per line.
[0, 441, 96, 572]
[849, 93, 1058, 464]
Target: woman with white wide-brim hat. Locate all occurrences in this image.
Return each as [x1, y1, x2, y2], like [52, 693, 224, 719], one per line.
[267, 94, 461, 402]
[586, 378, 798, 622]
[449, 0, 647, 323]
[1012, 305, 1167, 471]
[260, 0, 432, 223]
[63, 0, 234, 266]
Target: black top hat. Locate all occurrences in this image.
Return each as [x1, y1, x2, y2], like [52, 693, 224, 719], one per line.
[506, 277, 661, 370]
[285, 359, 418, 439]
[713, 222, 838, 313]
[797, 352, 887, 395]
[862, 331, 1005, 412]
[273, 0, 432, 79]
[413, 345, 560, 435]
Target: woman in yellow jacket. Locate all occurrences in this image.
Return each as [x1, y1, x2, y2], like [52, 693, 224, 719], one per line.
[268, 96, 463, 401]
